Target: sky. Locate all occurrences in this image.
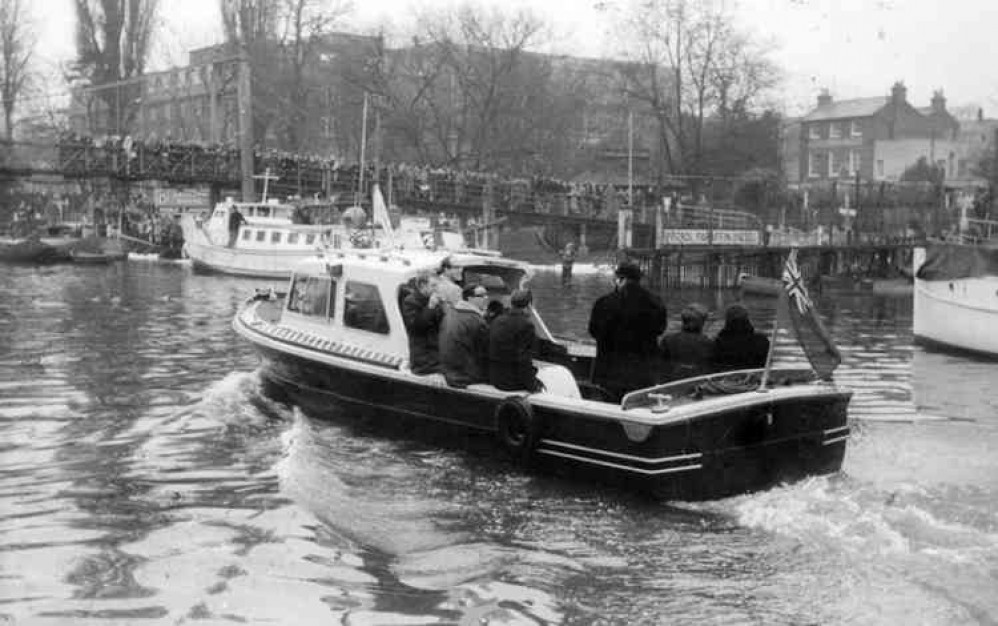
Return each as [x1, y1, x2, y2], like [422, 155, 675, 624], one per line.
[30, 0, 998, 118]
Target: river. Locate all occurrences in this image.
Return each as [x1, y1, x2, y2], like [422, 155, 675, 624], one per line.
[1, 259, 996, 625]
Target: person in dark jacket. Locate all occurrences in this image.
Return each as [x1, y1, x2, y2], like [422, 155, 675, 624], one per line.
[439, 283, 490, 388]
[588, 261, 668, 401]
[712, 303, 770, 372]
[488, 289, 541, 392]
[227, 207, 246, 247]
[659, 303, 714, 381]
[401, 273, 444, 374]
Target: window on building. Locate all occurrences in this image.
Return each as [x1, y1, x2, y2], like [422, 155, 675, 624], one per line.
[808, 151, 821, 178]
[242, 229, 252, 240]
[848, 150, 862, 175]
[287, 274, 332, 317]
[829, 123, 843, 139]
[809, 124, 821, 140]
[829, 151, 842, 177]
[271, 232, 282, 243]
[958, 159, 968, 177]
[850, 121, 862, 138]
[343, 281, 390, 335]
[876, 160, 885, 178]
[256, 230, 266, 242]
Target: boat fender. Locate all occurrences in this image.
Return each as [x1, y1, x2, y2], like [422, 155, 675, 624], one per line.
[494, 396, 539, 464]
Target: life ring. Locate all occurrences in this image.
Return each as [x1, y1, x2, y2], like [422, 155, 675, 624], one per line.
[494, 396, 539, 464]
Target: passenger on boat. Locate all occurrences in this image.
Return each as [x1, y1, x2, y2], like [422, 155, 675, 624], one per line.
[227, 207, 246, 247]
[433, 257, 463, 305]
[712, 303, 770, 372]
[588, 261, 668, 401]
[401, 272, 444, 375]
[439, 284, 489, 388]
[484, 299, 505, 324]
[488, 289, 541, 392]
[658, 303, 714, 382]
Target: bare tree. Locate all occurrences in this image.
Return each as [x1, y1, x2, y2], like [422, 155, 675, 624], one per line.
[405, 2, 556, 172]
[609, 0, 779, 178]
[220, 0, 351, 151]
[72, 0, 160, 136]
[0, 0, 34, 139]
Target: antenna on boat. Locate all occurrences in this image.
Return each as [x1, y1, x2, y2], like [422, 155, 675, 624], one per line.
[253, 168, 280, 203]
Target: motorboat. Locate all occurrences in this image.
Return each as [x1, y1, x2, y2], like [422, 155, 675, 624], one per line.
[914, 239, 998, 357]
[233, 248, 852, 500]
[181, 196, 467, 279]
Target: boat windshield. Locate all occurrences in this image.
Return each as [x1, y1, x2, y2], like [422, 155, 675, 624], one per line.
[917, 243, 998, 280]
[461, 265, 525, 294]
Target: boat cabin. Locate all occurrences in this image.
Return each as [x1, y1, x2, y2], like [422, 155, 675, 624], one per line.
[279, 250, 568, 381]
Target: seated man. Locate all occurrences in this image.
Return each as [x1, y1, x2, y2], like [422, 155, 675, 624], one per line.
[659, 303, 714, 381]
[712, 303, 770, 372]
[439, 283, 489, 387]
[488, 289, 541, 392]
[401, 272, 444, 374]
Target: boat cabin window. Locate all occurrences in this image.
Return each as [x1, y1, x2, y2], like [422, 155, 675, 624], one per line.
[256, 230, 266, 242]
[287, 274, 334, 318]
[257, 206, 271, 218]
[305, 234, 316, 245]
[271, 232, 282, 243]
[288, 232, 300, 244]
[463, 266, 524, 295]
[343, 281, 390, 335]
[241, 230, 252, 240]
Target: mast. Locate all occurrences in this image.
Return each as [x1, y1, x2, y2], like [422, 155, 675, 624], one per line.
[356, 92, 369, 207]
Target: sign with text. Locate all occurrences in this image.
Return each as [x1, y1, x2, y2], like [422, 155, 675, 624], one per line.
[155, 187, 211, 209]
[660, 229, 761, 246]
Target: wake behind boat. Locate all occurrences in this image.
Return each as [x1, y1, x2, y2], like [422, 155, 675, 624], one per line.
[233, 247, 852, 500]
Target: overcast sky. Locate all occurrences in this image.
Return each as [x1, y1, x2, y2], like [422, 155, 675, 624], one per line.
[32, 0, 998, 117]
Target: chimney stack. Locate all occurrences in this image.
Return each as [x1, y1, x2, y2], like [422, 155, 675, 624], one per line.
[891, 81, 907, 105]
[817, 89, 832, 107]
[931, 89, 946, 114]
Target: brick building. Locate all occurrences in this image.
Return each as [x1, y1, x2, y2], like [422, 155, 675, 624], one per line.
[791, 82, 959, 183]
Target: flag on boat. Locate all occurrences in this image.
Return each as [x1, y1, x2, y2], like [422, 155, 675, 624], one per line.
[372, 184, 395, 245]
[779, 247, 841, 380]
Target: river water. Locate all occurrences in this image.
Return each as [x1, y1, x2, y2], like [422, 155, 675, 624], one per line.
[1, 259, 996, 625]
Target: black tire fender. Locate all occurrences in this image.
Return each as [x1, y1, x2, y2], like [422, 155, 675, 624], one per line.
[494, 396, 539, 462]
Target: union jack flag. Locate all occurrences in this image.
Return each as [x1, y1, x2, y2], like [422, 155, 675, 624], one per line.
[782, 247, 813, 314]
[779, 247, 841, 380]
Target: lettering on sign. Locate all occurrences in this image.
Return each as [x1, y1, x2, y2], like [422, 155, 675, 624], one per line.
[155, 188, 211, 208]
[660, 229, 761, 246]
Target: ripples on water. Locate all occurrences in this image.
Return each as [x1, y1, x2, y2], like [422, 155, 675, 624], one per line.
[0, 261, 995, 625]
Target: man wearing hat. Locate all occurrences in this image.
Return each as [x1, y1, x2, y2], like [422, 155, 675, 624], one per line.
[488, 289, 541, 392]
[588, 260, 668, 401]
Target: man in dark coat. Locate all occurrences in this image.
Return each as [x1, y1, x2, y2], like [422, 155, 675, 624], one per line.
[401, 273, 444, 374]
[488, 289, 541, 392]
[712, 303, 770, 372]
[659, 303, 714, 381]
[227, 207, 246, 247]
[588, 261, 668, 401]
[439, 284, 489, 388]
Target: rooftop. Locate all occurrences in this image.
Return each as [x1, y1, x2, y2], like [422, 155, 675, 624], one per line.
[803, 96, 888, 122]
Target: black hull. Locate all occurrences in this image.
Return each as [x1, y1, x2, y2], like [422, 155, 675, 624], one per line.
[252, 341, 850, 501]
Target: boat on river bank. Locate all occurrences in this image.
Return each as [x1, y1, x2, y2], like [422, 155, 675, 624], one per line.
[233, 248, 852, 500]
[914, 240, 998, 357]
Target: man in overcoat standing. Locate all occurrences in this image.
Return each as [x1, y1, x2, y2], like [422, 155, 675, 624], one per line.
[588, 261, 668, 401]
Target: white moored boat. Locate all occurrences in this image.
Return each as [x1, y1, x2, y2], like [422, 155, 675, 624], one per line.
[181, 188, 467, 279]
[233, 248, 852, 500]
[914, 239, 998, 357]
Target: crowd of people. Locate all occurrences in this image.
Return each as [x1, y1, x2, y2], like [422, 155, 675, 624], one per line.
[398, 255, 771, 400]
[52, 132, 659, 219]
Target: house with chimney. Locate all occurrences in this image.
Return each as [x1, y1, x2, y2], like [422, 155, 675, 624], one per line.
[791, 82, 960, 183]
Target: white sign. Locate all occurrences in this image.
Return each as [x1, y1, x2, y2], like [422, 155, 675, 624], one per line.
[155, 187, 211, 208]
[660, 229, 761, 246]
[838, 208, 857, 217]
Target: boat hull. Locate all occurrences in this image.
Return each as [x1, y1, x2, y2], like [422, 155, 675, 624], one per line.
[914, 276, 998, 357]
[239, 311, 850, 501]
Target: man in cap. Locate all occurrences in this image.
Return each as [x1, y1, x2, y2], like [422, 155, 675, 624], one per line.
[488, 289, 541, 392]
[659, 303, 714, 382]
[588, 260, 668, 401]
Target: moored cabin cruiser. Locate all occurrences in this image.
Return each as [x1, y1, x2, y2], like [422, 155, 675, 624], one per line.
[233, 249, 852, 500]
[914, 234, 998, 357]
[182, 194, 468, 279]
